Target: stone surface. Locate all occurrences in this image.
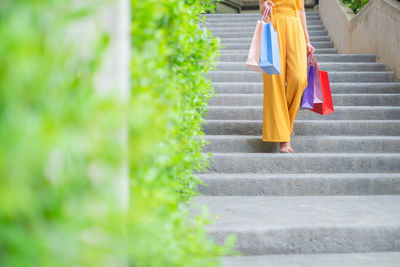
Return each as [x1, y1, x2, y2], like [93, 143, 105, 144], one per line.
[201, 153, 400, 173]
[196, 173, 400, 196]
[202, 135, 400, 153]
[221, 252, 400, 267]
[190, 195, 400, 255]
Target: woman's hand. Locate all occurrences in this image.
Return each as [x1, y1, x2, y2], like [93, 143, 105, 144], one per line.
[260, 1, 274, 14]
[306, 41, 315, 56]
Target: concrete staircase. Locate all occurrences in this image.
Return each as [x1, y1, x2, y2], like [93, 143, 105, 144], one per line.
[191, 11, 400, 266]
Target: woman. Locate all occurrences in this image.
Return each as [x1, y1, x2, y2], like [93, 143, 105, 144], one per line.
[259, 0, 315, 153]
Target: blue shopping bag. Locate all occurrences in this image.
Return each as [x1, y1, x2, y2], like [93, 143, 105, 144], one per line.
[259, 19, 281, 75]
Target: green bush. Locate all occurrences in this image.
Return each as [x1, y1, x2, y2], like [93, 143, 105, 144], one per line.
[0, 0, 235, 266]
[0, 1, 126, 266]
[129, 0, 236, 265]
[341, 0, 400, 14]
[340, 0, 370, 13]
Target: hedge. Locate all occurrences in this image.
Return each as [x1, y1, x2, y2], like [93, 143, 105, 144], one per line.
[129, 0, 236, 265]
[340, 0, 370, 13]
[0, 0, 236, 266]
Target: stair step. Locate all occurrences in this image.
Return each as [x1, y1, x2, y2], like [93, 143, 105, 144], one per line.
[214, 30, 328, 38]
[202, 15, 321, 23]
[218, 35, 331, 43]
[205, 25, 325, 33]
[190, 195, 400, 254]
[202, 135, 400, 153]
[220, 48, 337, 54]
[221, 252, 400, 267]
[202, 120, 400, 136]
[201, 153, 400, 173]
[216, 62, 385, 71]
[209, 94, 399, 106]
[218, 53, 376, 62]
[206, 106, 400, 120]
[212, 82, 400, 94]
[196, 172, 400, 195]
[201, 20, 323, 27]
[208, 71, 395, 83]
[220, 41, 334, 50]
[201, 12, 319, 18]
[203, 17, 320, 23]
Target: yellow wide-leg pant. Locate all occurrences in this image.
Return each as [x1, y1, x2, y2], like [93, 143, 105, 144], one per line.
[262, 6, 308, 142]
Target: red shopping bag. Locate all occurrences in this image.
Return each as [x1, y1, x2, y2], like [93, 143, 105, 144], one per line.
[310, 54, 334, 115]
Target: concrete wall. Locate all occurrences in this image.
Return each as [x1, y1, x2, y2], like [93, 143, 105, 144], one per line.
[216, 3, 240, 13]
[319, 0, 400, 81]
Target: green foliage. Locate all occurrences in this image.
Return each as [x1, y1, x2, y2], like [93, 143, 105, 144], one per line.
[129, 0, 237, 265]
[0, 0, 236, 266]
[0, 1, 127, 266]
[340, 0, 370, 13]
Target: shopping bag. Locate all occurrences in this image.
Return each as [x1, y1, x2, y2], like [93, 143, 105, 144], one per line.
[246, 20, 263, 72]
[311, 54, 334, 115]
[300, 56, 315, 109]
[313, 58, 324, 103]
[259, 7, 281, 75]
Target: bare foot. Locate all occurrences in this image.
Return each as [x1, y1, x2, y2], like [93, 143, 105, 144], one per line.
[280, 142, 293, 153]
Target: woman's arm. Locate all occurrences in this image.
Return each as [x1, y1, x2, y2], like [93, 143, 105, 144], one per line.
[299, 0, 315, 55]
[299, 0, 309, 43]
[259, 0, 265, 14]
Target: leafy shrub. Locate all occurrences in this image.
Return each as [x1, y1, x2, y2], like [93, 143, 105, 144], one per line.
[129, 0, 236, 265]
[340, 0, 370, 13]
[341, 0, 400, 14]
[0, 0, 235, 266]
[0, 1, 126, 266]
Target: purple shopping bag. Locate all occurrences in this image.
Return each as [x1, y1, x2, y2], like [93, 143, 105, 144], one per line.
[300, 55, 315, 109]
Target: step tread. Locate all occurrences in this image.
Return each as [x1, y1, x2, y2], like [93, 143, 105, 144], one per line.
[197, 172, 400, 179]
[219, 48, 335, 52]
[212, 93, 398, 96]
[191, 195, 400, 230]
[216, 53, 375, 56]
[204, 135, 400, 140]
[204, 119, 400, 122]
[210, 70, 394, 73]
[206, 152, 400, 156]
[221, 252, 400, 267]
[208, 106, 400, 109]
[217, 61, 381, 65]
[212, 82, 400, 85]
[196, 173, 400, 196]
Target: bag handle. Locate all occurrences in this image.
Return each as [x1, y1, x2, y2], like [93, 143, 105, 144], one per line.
[307, 53, 316, 66]
[307, 53, 313, 66]
[311, 53, 321, 71]
[262, 6, 272, 23]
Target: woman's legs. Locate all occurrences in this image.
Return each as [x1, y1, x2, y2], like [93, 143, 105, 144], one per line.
[285, 17, 308, 140]
[262, 72, 291, 143]
[262, 15, 307, 153]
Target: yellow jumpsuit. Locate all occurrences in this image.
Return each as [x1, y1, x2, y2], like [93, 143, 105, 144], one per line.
[262, 0, 308, 142]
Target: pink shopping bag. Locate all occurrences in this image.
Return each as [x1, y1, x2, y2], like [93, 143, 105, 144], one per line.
[312, 55, 324, 103]
[246, 20, 263, 72]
